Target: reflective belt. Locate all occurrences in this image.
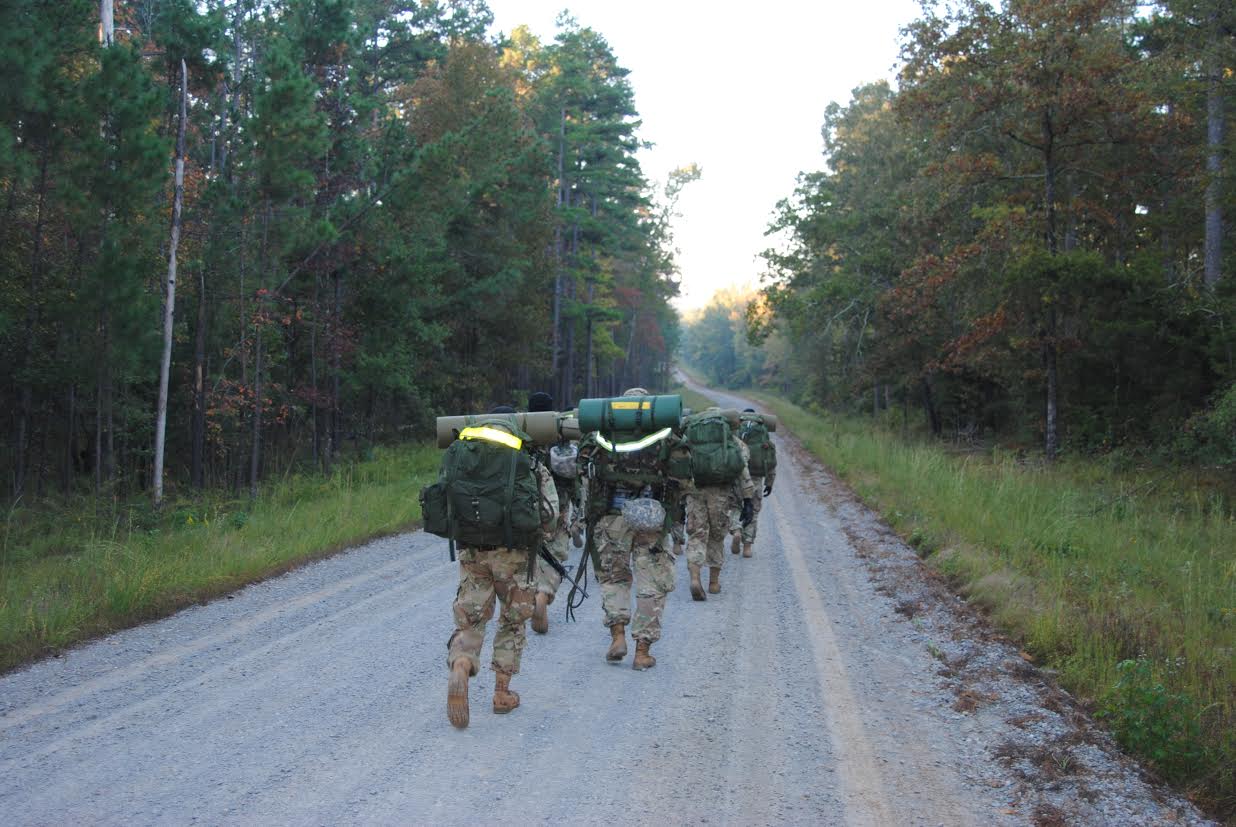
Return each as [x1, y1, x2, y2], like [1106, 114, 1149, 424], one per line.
[459, 425, 523, 450]
[594, 427, 672, 454]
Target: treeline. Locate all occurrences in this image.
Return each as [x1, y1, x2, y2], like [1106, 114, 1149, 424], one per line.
[2, 1, 687, 503]
[715, 0, 1236, 462]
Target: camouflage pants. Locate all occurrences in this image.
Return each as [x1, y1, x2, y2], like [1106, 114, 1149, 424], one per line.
[687, 488, 734, 569]
[534, 526, 571, 599]
[597, 513, 676, 643]
[447, 546, 535, 676]
[740, 478, 766, 544]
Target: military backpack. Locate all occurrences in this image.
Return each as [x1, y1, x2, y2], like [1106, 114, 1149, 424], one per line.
[419, 421, 542, 550]
[738, 414, 777, 477]
[683, 410, 746, 486]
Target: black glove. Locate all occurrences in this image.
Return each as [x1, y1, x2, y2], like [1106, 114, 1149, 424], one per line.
[740, 498, 754, 527]
[763, 483, 773, 497]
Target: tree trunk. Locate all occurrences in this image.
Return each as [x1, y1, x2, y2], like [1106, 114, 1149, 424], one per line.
[153, 61, 187, 508]
[191, 267, 207, 488]
[921, 374, 941, 437]
[329, 270, 341, 473]
[1042, 110, 1060, 460]
[99, 0, 113, 46]
[1204, 36, 1224, 288]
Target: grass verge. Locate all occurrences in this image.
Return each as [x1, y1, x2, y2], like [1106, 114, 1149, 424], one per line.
[748, 393, 1234, 818]
[0, 444, 439, 673]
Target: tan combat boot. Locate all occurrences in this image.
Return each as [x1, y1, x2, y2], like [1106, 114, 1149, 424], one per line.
[689, 564, 706, 601]
[731, 534, 741, 555]
[743, 542, 753, 558]
[708, 566, 721, 594]
[447, 658, 471, 729]
[531, 592, 550, 635]
[632, 640, 656, 670]
[493, 670, 520, 714]
[606, 624, 628, 661]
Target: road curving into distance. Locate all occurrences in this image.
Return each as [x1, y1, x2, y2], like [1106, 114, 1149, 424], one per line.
[0, 378, 1212, 826]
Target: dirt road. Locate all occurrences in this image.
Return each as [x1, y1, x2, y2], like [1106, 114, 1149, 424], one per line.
[0, 382, 1211, 825]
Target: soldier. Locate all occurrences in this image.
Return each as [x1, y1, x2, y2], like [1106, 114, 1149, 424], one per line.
[528, 391, 580, 635]
[443, 407, 559, 729]
[579, 387, 683, 670]
[684, 408, 754, 600]
[737, 408, 777, 557]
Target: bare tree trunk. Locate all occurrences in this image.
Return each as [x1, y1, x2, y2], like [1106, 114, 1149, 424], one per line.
[1042, 112, 1060, 461]
[99, 0, 113, 46]
[921, 375, 941, 437]
[14, 146, 51, 499]
[310, 275, 320, 467]
[1204, 38, 1225, 288]
[154, 61, 188, 508]
[328, 270, 341, 473]
[191, 267, 206, 488]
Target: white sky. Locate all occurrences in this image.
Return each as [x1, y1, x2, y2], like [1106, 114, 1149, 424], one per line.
[487, 1, 923, 311]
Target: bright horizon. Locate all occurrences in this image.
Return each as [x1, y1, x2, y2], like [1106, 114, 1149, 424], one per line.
[486, 1, 922, 312]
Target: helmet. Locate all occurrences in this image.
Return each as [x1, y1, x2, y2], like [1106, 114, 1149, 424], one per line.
[489, 404, 515, 414]
[622, 387, 650, 397]
[743, 408, 756, 413]
[528, 391, 554, 412]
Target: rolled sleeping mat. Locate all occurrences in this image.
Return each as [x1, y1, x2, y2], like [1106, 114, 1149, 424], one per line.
[577, 394, 682, 434]
[746, 412, 778, 433]
[685, 408, 777, 432]
[436, 411, 581, 449]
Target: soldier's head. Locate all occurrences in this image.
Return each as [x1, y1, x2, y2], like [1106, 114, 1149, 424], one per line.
[622, 387, 650, 397]
[528, 392, 554, 412]
[490, 404, 515, 414]
[744, 408, 756, 414]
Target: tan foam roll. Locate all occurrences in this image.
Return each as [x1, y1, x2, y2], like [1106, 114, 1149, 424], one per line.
[436, 411, 580, 448]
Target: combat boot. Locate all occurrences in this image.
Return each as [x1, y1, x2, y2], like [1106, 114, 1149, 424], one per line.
[493, 670, 520, 714]
[632, 640, 656, 670]
[708, 566, 721, 594]
[743, 542, 753, 558]
[531, 592, 550, 635]
[689, 563, 706, 601]
[606, 624, 628, 661]
[731, 534, 741, 555]
[447, 658, 471, 729]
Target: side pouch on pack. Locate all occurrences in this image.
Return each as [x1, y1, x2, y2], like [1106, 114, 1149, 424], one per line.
[420, 481, 450, 538]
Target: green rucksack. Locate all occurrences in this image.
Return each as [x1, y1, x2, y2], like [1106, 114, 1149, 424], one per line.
[420, 421, 542, 550]
[684, 411, 745, 486]
[739, 414, 777, 477]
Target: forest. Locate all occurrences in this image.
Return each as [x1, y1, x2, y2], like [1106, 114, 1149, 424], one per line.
[684, 0, 1236, 467]
[1, 0, 688, 505]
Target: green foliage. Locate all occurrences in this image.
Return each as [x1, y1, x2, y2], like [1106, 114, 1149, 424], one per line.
[1102, 658, 1204, 785]
[0, 443, 439, 672]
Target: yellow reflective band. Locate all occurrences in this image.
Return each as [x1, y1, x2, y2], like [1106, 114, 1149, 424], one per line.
[610, 400, 651, 410]
[593, 427, 672, 454]
[459, 426, 523, 450]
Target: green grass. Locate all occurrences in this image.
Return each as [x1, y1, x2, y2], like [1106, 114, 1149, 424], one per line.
[749, 393, 1234, 817]
[0, 444, 439, 673]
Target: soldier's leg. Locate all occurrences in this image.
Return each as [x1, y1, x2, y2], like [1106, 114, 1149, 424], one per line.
[535, 529, 569, 601]
[631, 538, 675, 644]
[447, 553, 496, 675]
[446, 551, 496, 728]
[684, 494, 709, 600]
[596, 515, 634, 628]
[742, 479, 764, 545]
[489, 548, 535, 676]
[705, 490, 729, 569]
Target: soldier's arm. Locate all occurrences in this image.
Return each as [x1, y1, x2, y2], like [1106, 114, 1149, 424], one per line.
[734, 436, 756, 498]
[766, 447, 777, 488]
[537, 464, 560, 533]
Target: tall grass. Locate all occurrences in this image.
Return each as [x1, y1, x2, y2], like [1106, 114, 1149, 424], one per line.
[0, 444, 439, 673]
[754, 394, 1234, 816]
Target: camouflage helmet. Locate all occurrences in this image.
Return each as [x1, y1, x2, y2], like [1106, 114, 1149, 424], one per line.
[622, 387, 650, 397]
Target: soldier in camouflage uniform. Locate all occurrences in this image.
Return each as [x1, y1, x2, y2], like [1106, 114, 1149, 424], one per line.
[738, 408, 776, 557]
[446, 410, 559, 729]
[685, 412, 755, 600]
[527, 391, 581, 635]
[580, 388, 685, 671]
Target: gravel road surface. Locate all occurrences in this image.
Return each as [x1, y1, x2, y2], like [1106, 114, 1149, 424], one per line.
[0, 382, 1212, 825]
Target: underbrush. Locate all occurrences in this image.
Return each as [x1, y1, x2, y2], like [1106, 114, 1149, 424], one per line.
[0, 444, 439, 673]
[751, 394, 1234, 818]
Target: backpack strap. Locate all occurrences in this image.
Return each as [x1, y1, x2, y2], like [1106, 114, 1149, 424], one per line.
[503, 447, 518, 550]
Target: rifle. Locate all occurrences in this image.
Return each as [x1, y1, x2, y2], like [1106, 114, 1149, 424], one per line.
[538, 544, 569, 580]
